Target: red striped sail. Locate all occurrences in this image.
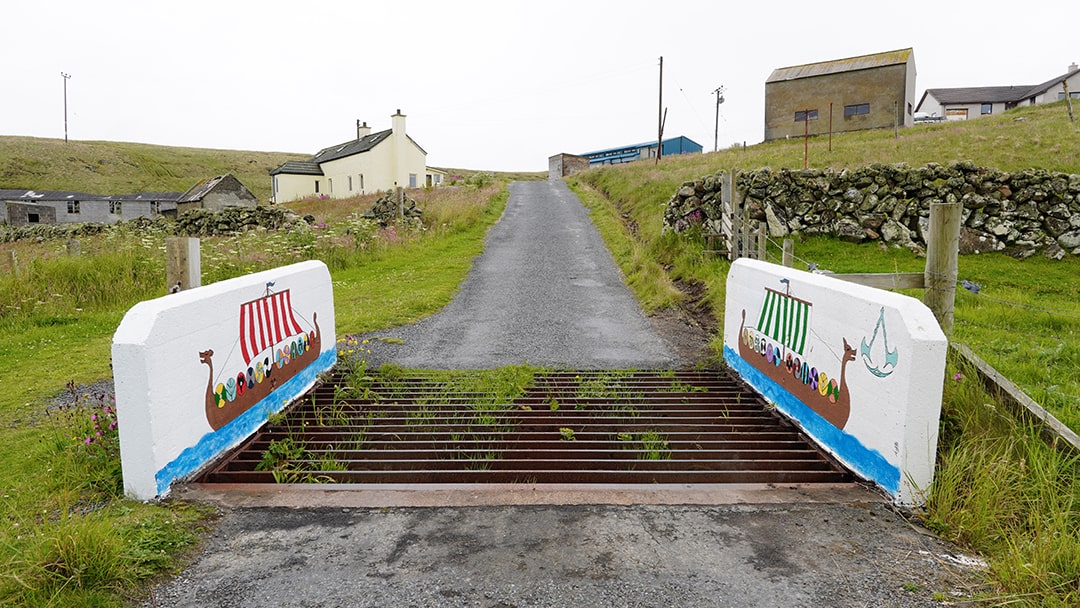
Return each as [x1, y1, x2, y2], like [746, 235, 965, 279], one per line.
[239, 290, 305, 364]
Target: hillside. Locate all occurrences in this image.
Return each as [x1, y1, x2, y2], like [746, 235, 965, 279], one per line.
[0, 136, 306, 202]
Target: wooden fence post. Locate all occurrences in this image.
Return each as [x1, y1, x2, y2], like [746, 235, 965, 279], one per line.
[924, 202, 962, 335]
[782, 239, 794, 267]
[166, 237, 201, 293]
[757, 222, 767, 260]
[7, 251, 16, 277]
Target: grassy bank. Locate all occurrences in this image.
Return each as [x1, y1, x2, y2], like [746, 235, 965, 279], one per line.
[571, 101, 1080, 606]
[0, 182, 507, 606]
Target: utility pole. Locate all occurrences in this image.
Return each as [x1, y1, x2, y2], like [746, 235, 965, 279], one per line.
[61, 72, 71, 143]
[712, 85, 725, 152]
[656, 56, 663, 165]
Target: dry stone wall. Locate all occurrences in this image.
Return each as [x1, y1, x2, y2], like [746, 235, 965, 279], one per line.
[663, 161, 1080, 259]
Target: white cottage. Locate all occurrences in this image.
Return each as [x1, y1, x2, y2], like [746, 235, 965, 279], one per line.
[269, 110, 441, 203]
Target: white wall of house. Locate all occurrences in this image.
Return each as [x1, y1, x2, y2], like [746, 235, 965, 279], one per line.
[270, 111, 429, 203]
[272, 173, 325, 202]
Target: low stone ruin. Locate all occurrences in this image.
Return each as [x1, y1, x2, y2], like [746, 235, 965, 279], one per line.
[362, 190, 422, 227]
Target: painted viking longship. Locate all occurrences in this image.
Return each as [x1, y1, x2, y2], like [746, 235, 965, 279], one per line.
[738, 286, 855, 429]
[200, 285, 321, 430]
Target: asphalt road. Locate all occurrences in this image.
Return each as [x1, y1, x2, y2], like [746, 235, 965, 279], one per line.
[147, 181, 985, 607]
[353, 180, 678, 370]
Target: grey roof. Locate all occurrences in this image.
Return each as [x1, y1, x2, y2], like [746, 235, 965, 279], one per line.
[767, 48, 913, 83]
[311, 130, 393, 164]
[923, 86, 1036, 105]
[176, 174, 252, 204]
[0, 189, 107, 201]
[269, 160, 324, 176]
[110, 192, 182, 202]
[1022, 65, 1080, 98]
[920, 66, 1080, 108]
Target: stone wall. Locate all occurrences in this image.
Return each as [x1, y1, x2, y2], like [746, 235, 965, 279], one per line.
[1, 205, 304, 243]
[663, 161, 1080, 258]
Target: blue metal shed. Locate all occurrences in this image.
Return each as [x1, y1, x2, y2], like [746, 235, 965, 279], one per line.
[581, 136, 703, 166]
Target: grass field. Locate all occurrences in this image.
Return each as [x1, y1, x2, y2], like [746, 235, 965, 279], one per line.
[570, 100, 1080, 606]
[1, 100, 1079, 606]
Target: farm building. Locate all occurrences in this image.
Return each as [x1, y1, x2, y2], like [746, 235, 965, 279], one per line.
[175, 174, 257, 214]
[764, 48, 916, 141]
[581, 136, 703, 167]
[0, 189, 178, 226]
[916, 63, 1080, 121]
[269, 110, 441, 203]
[548, 153, 590, 179]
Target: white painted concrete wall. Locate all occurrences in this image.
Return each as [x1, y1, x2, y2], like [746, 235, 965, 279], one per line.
[724, 259, 947, 506]
[113, 260, 336, 500]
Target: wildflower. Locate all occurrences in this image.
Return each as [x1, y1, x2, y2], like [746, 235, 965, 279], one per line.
[953, 372, 963, 382]
[84, 437, 93, 445]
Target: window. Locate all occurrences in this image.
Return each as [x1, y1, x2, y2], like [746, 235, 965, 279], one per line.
[67, 200, 80, 214]
[794, 109, 819, 122]
[314, 180, 320, 194]
[409, 173, 417, 188]
[907, 102, 913, 116]
[981, 103, 993, 115]
[28, 213, 40, 223]
[150, 201, 160, 214]
[1058, 91, 1080, 100]
[844, 103, 870, 116]
[328, 178, 333, 194]
[348, 175, 353, 191]
[360, 174, 364, 191]
[110, 201, 122, 215]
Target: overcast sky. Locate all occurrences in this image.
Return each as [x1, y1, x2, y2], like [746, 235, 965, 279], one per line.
[3, 1, 1076, 172]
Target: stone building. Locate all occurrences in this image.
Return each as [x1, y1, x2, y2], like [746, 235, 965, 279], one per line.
[764, 48, 916, 141]
[175, 174, 258, 214]
[548, 153, 590, 179]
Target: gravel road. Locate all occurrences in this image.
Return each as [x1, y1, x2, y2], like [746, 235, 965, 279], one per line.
[145, 181, 985, 607]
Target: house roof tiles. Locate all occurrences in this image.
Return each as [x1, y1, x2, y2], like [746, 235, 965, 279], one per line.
[311, 130, 393, 164]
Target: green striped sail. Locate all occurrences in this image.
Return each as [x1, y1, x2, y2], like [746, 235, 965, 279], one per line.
[755, 288, 812, 355]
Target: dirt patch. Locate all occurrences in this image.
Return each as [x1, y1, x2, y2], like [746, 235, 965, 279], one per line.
[649, 278, 720, 367]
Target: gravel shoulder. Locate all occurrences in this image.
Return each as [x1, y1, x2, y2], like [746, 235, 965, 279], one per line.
[144, 181, 988, 607]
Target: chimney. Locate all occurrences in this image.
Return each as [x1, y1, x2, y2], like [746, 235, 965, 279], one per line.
[392, 109, 406, 137]
[1070, 62, 1079, 72]
[356, 120, 370, 139]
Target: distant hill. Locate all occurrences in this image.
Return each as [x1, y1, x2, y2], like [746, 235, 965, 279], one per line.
[0, 136, 305, 202]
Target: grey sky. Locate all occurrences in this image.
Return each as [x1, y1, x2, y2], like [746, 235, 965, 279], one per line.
[2, 1, 1075, 171]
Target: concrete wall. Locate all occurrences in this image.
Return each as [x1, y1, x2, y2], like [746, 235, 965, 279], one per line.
[3, 201, 57, 225]
[548, 153, 589, 180]
[765, 62, 913, 141]
[113, 260, 337, 500]
[724, 258, 947, 506]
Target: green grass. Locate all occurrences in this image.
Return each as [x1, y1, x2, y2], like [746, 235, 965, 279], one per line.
[0, 181, 508, 607]
[573, 101, 1080, 606]
[2, 99, 1078, 606]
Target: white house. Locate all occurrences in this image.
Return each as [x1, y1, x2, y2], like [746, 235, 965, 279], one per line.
[269, 110, 441, 203]
[917, 63, 1080, 121]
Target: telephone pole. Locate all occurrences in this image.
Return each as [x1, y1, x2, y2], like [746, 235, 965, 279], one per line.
[656, 56, 663, 165]
[61, 72, 71, 143]
[712, 85, 725, 152]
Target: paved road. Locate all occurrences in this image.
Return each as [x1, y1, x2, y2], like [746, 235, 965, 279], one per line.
[356, 180, 677, 369]
[150, 182, 984, 607]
